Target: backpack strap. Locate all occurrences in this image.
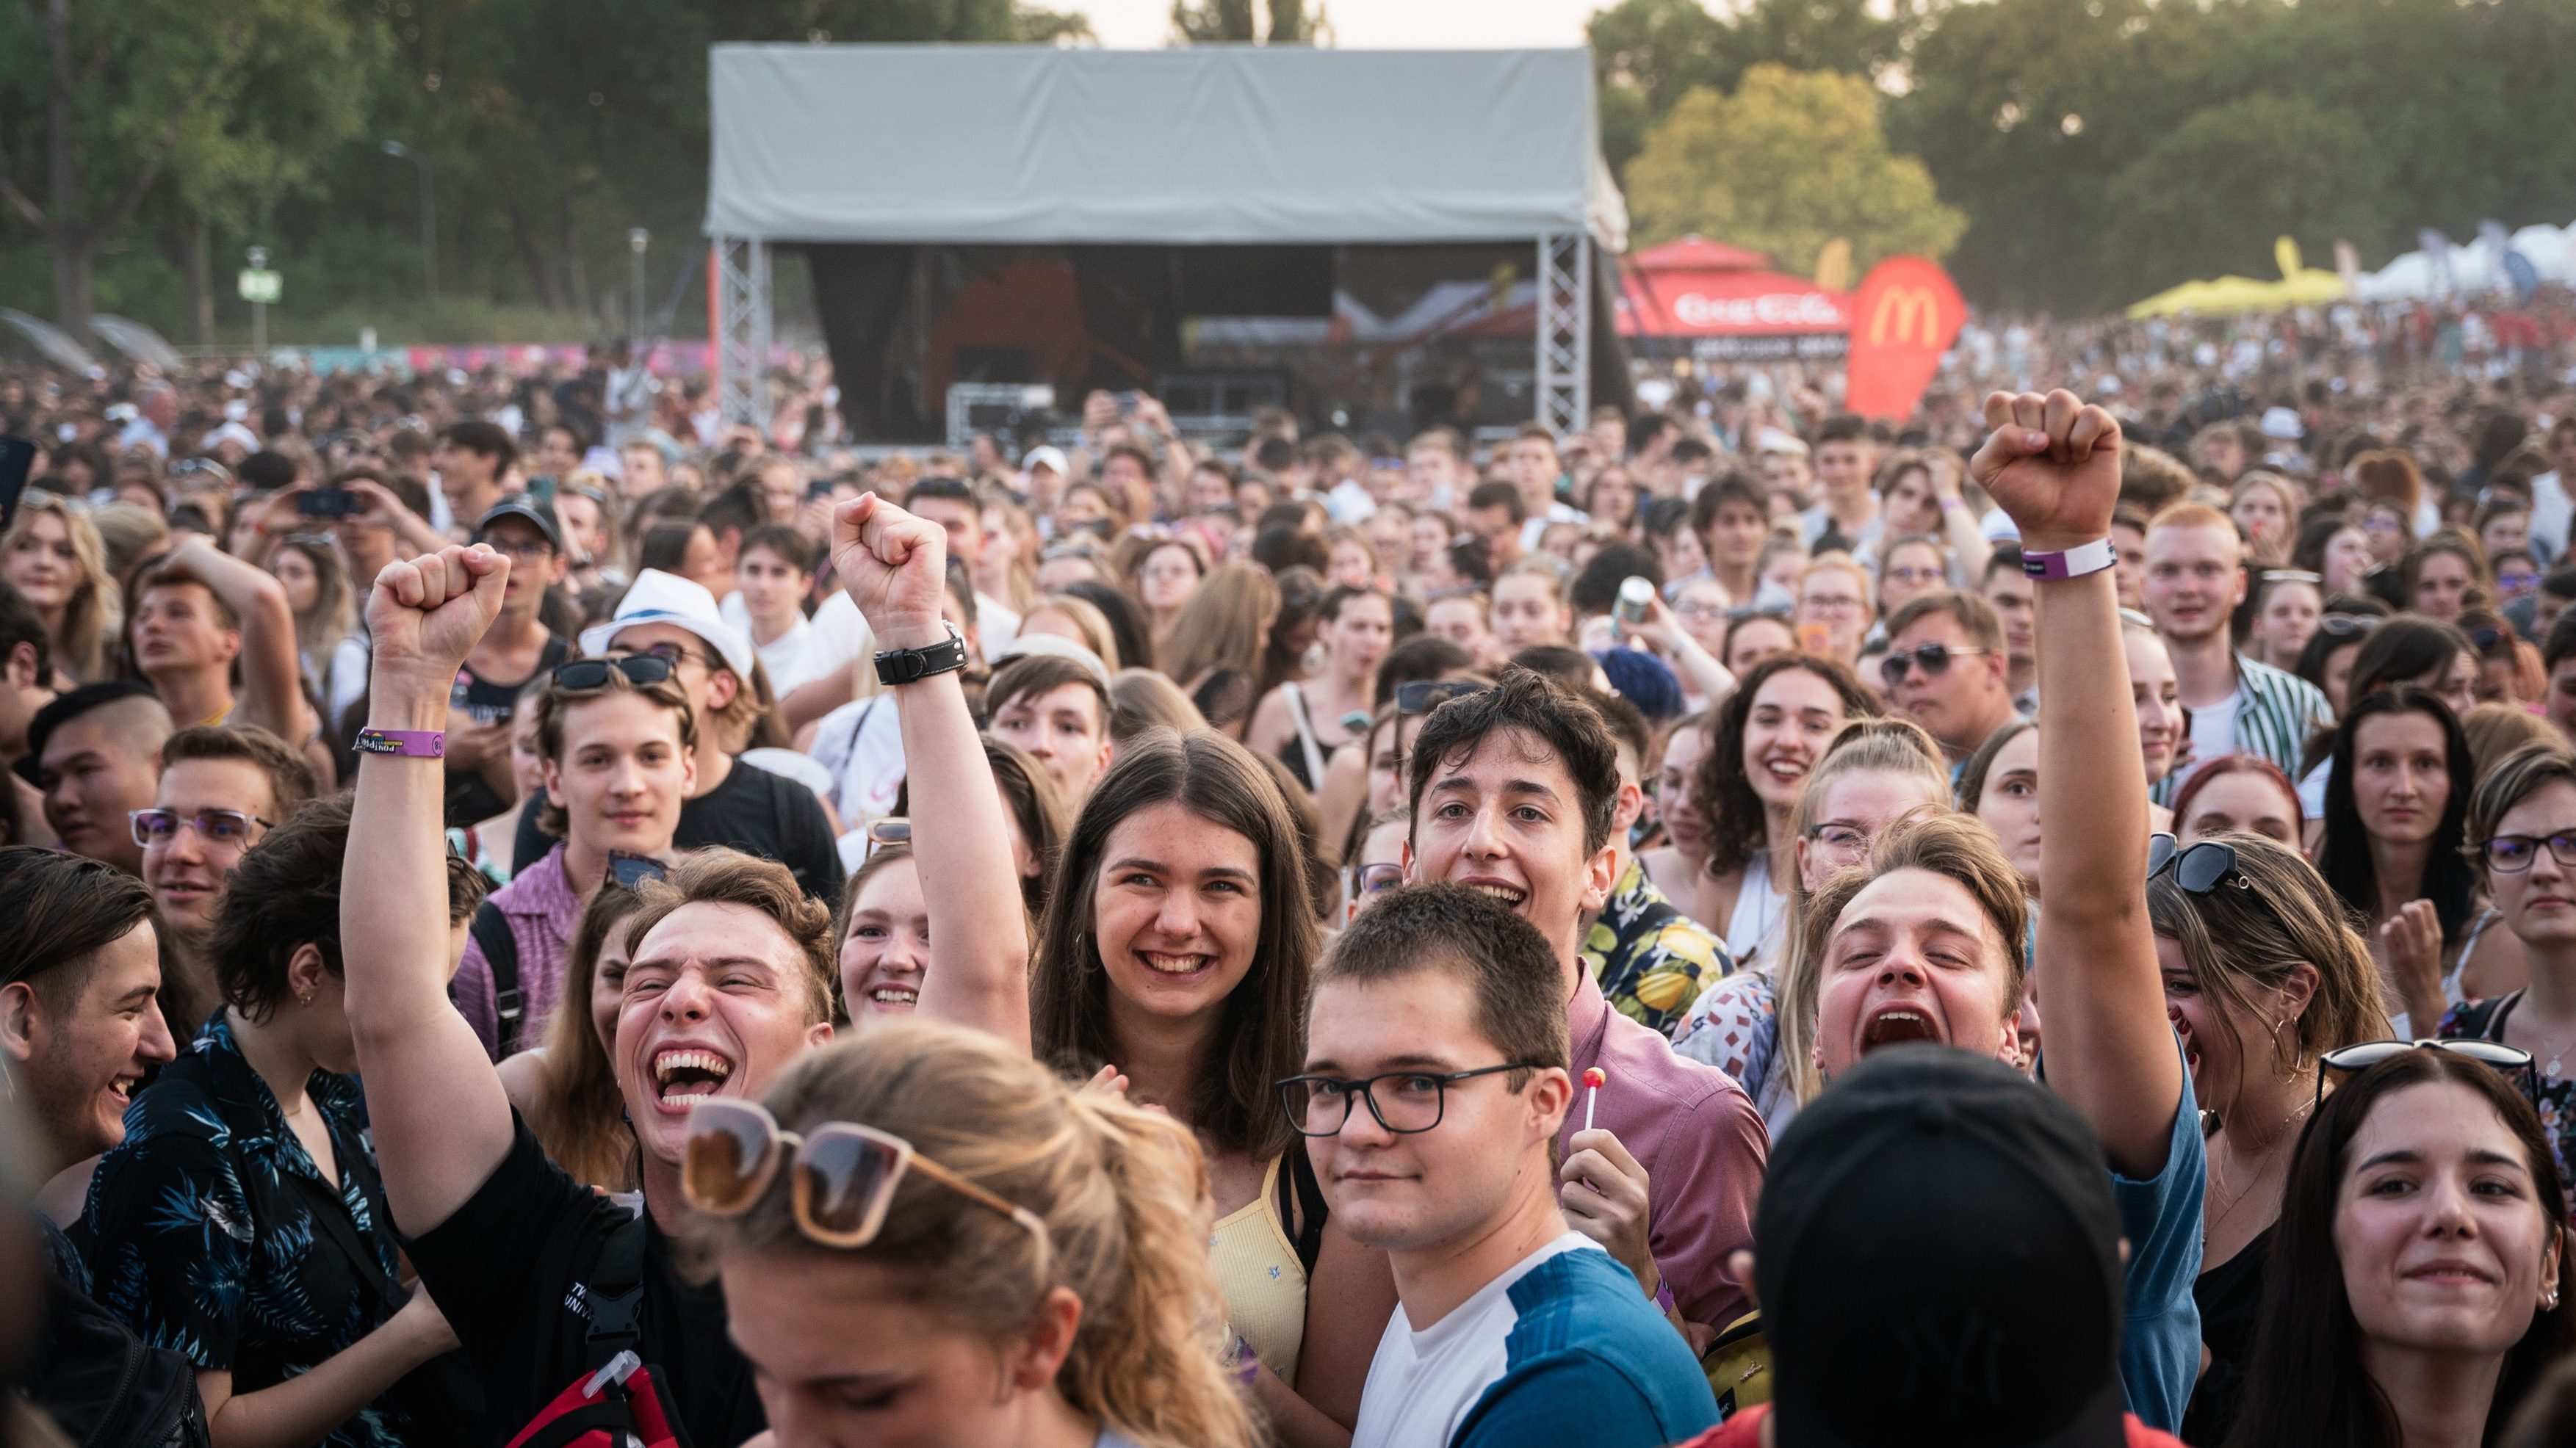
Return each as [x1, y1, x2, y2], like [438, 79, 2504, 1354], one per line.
[472, 899, 524, 1059]
[1286, 1140, 1327, 1277]
[582, 1214, 651, 1372]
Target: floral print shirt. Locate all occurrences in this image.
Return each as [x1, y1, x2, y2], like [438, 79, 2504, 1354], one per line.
[1582, 858, 1731, 1038]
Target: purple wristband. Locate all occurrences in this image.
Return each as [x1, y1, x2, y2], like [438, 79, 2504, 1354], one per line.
[354, 727, 445, 759]
[2019, 537, 2116, 582]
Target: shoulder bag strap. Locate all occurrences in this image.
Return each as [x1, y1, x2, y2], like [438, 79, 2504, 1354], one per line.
[1286, 1140, 1328, 1277]
[471, 899, 524, 1058]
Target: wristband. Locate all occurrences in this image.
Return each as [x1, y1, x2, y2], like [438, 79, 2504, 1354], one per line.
[354, 728, 445, 759]
[873, 623, 970, 687]
[2020, 538, 2116, 582]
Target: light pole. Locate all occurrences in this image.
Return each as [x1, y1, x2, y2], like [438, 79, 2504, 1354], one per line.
[245, 246, 270, 354]
[627, 228, 649, 338]
[380, 141, 436, 300]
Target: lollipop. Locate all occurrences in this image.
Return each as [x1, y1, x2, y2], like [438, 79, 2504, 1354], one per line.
[1582, 1066, 1606, 1132]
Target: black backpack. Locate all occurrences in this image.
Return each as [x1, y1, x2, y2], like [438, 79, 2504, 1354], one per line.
[26, 1270, 209, 1448]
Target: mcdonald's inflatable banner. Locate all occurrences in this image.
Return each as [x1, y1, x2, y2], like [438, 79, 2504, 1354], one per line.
[1845, 257, 1966, 421]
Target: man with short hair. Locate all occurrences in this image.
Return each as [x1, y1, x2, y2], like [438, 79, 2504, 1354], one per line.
[1405, 669, 1767, 1339]
[139, 724, 318, 1039]
[2109, 503, 2151, 613]
[1689, 475, 1778, 609]
[902, 477, 1022, 642]
[1305, 885, 1721, 1448]
[1800, 415, 1880, 554]
[25, 682, 172, 874]
[725, 524, 820, 687]
[693, 486, 760, 597]
[986, 651, 1114, 807]
[447, 502, 571, 827]
[1509, 424, 1587, 552]
[1883, 590, 2018, 763]
[432, 421, 514, 535]
[1463, 481, 1528, 571]
[132, 536, 319, 774]
[2141, 502, 2328, 802]
[1581, 692, 1728, 1038]
[1755, 435, 1812, 518]
[1405, 427, 1471, 513]
[513, 571, 842, 899]
[618, 440, 671, 499]
[1981, 545, 2038, 709]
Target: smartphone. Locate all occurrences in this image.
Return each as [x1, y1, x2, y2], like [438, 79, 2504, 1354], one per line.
[527, 474, 558, 514]
[296, 487, 358, 519]
[0, 435, 34, 534]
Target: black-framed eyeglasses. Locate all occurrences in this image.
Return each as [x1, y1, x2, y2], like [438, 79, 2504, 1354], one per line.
[608, 851, 668, 890]
[130, 807, 270, 849]
[555, 654, 677, 689]
[1275, 1063, 1540, 1137]
[2317, 1039, 2537, 1108]
[1396, 679, 1488, 717]
[2147, 832, 2243, 893]
[1880, 642, 1991, 687]
[2316, 613, 2381, 639]
[2481, 831, 2576, 874]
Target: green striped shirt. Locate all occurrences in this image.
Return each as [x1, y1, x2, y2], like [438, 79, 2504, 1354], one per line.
[2154, 653, 2333, 806]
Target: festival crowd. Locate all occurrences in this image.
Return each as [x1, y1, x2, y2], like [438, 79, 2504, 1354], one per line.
[10, 315, 2576, 1448]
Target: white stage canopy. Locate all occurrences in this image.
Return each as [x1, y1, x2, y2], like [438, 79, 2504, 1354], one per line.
[705, 45, 1627, 250]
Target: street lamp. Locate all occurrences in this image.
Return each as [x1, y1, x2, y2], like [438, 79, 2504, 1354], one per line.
[627, 228, 649, 338]
[380, 141, 436, 300]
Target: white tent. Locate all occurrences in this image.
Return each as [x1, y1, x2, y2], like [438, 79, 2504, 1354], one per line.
[703, 44, 1627, 436]
[2353, 222, 2576, 302]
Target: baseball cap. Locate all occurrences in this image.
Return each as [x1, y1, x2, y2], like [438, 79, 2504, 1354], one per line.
[14, 680, 163, 787]
[474, 500, 563, 552]
[577, 569, 755, 679]
[1022, 445, 1069, 479]
[2260, 406, 2303, 442]
[1756, 1046, 2129, 1448]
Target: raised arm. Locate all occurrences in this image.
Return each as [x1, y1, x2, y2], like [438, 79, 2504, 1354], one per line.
[1930, 454, 1994, 584]
[831, 494, 1033, 1053]
[167, 534, 316, 747]
[341, 545, 522, 1234]
[1970, 390, 2181, 1177]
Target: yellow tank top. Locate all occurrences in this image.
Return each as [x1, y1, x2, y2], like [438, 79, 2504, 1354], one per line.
[1208, 1154, 1309, 1382]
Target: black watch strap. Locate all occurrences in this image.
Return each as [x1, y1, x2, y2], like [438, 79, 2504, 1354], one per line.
[873, 625, 969, 687]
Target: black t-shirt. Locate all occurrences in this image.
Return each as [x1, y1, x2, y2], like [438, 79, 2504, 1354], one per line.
[403, 1118, 764, 1448]
[446, 635, 569, 827]
[512, 755, 844, 899]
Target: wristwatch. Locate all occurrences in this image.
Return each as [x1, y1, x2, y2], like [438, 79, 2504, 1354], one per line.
[873, 623, 969, 687]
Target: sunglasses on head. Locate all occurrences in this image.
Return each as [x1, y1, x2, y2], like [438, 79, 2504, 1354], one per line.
[2146, 832, 2245, 893]
[2315, 613, 2381, 639]
[553, 654, 677, 689]
[682, 1098, 1053, 1261]
[2315, 1040, 2537, 1108]
[1880, 642, 1991, 687]
[1396, 679, 1489, 717]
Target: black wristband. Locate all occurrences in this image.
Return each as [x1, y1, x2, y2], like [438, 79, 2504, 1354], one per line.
[873, 623, 969, 687]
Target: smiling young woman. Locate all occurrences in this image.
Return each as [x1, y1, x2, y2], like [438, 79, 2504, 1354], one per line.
[1690, 654, 1877, 972]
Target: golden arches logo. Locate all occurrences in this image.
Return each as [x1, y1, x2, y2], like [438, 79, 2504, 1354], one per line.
[1867, 286, 1944, 348]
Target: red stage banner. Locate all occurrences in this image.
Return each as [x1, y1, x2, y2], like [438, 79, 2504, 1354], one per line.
[1845, 256, 1966, 421]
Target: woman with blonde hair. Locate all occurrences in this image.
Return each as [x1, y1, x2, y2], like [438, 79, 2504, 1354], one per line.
[1158, 562, 1278, 737]
[2227, 471, 2299, 565]
[683, 1020, 1258, 1448]
[1675, 717, 1949, 1130]
[0, 490, 117, 682]
[267, 532, 360, 702]
[1020, 593, 1124, 669]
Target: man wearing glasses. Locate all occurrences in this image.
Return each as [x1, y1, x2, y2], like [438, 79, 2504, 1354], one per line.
[1294, 884, 1719, 1447]
[137, 725, 315, 1040]
[447, 502, 570, 827]
[1881, 589, 2021, 764]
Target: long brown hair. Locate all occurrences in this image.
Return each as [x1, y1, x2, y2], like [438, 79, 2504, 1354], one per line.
[1698, 654, 1879, 876]
[1157, 563, 1275, 690]
[2226, 1049, 2574, 1448]
[1031, 728, 1315, 1163]
[690, 1021, 1255, 1448]
[524, 883, 645, 1192]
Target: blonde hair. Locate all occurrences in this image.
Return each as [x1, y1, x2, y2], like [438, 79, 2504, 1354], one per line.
[2146, 830, 2386, 1084]
[273, 536, 354, 687]
[1, 492, 117, 681]
[1022, 593, 1122, 670]
[1159, 563, 1277, 689]
[1775, 721, 1952, 1104]
[691, 1021, 1255, 1448]
[1798, 813, 2031, 1057]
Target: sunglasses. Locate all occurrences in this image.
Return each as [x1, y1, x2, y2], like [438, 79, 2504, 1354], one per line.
[1396, 679, 1489, 717]
[682, 1098, 1052, 1260]
[863, 817, 911, 861]
[2147, 833, 2243, 893]
[1880, 642, 1992, 687]
[607, 851, 668, 891]
[2316, 1039, 2537, 1108]
[130, 807, 270, 849]
[2315, 613, 2381, 639]
[554, 654, 678, 689]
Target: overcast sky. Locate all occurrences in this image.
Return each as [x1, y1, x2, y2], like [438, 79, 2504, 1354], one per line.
[1069, 0, 1603, 48]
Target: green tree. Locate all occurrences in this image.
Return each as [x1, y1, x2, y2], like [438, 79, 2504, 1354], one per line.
[1589, 0, 1914, 174]
[0, 0, 375, 335]
[1624, 65, 1963, 275]
[2099, 95, 2390, 304]
[1173, 0, 1323, 44]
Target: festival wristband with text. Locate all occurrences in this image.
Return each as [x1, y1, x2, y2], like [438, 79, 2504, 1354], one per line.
[353, 728, 446, 759]
[2020, 538, 2115, 582]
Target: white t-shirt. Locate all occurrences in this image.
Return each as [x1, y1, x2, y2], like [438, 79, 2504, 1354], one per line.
[2185, 686, 2243, 780]
[719, 593, 817, 690]
[1350, 1234, 1592, 1448]
[809, 694, 906, 825]
[976, 591, 1022, 647]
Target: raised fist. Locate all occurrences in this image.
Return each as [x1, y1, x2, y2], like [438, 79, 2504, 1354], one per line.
[366, 545, 510, 702]
[1967, 390, 2124, 554]
[831, 493, 950, 652]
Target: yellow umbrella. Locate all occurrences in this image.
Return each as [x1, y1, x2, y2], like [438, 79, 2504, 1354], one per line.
[2126, 236, 2348, 318]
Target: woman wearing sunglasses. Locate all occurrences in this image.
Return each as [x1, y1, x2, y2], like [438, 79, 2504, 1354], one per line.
[452, 654, 696, 1060]
[1031, 724, 1396, 1447]
[2316, 685, 2486, 1040]
[685, 1020, 1255, 1448]
[2223, 1046, 2571, 1448]
[1690, 654, 1879, 971]
[2145, 831, 2385, 1444]
[2440, 744, 2576, 1220]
